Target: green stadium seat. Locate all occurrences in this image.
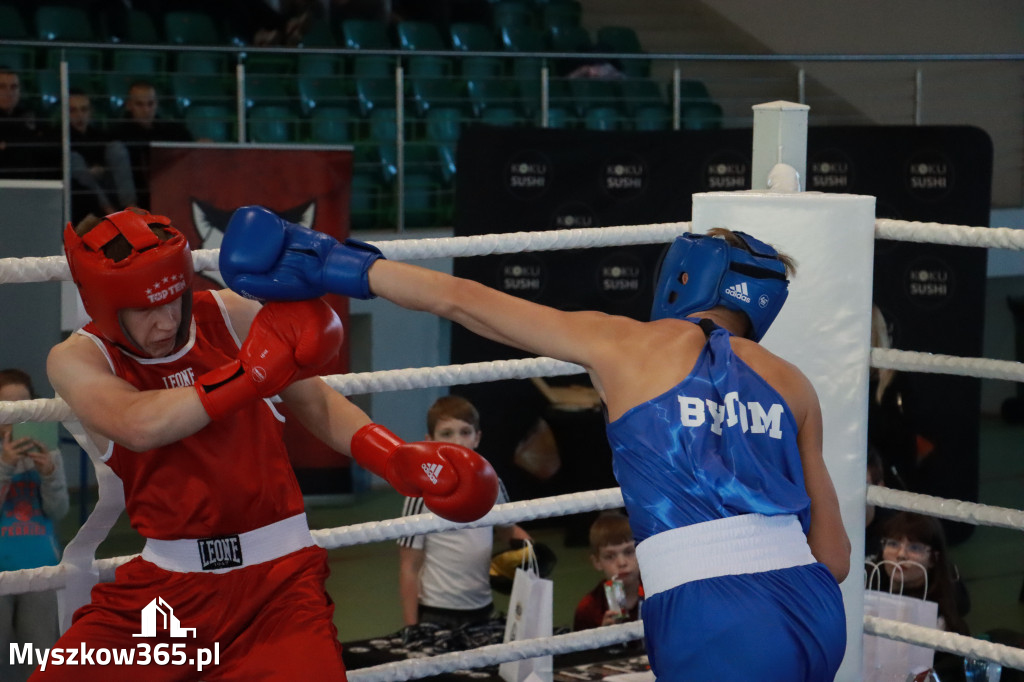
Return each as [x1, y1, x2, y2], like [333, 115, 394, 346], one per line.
[547, 24, 591, 52]
[465, 77, 517, 118]
[424, 107, 463, 144]
[297, 74, 348, 116]
[103, 8, 162, 44]
[175, 51, 231, 75]
[352, 55, 395, 77]
[0, 4, 30, 40]
[583, 106, 619, 131]
[618, 77, 665, 116]
[297, 53, 344, 77]
[633, 105, 671, 131]
[248, 104, 297, 143]
[349, 172, 382, 230]
[406, 55, 452, 78]
[0, 45, 36, 72]
[500, 25, 545, 52]
[309, 106, 355, 144]
[396, 20, 447, 51]
[461, 56, 503, 79]
[36, 5, 97, 42]
[355, 76, 397, 116]
[540, 1, 581, 31]
[681, 101, 724, 130]
[186, 104, 234, 141]
[299, 19, 336, 47]
[567, 77, 619, 117]
[244, 73, 293, 109]
[245, 53, 296, 75]
[491, 2, 535, 31]
[408, 75, 462, 117]
[164, 10, 222, 45]
[340, 20, 391, 50]
[112, 50, 168, 78]
[480, 106, 523, 127]
[170, 71, 230, 115]
[450, 22, 499, 52]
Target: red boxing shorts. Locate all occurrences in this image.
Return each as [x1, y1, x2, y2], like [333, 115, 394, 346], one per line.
[31, 545, 345, 681]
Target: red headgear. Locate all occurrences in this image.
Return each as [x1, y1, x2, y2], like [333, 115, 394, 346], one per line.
[64, 209, 195, 356]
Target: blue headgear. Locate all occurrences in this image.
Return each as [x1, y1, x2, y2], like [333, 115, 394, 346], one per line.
[650, 231, 789, 341]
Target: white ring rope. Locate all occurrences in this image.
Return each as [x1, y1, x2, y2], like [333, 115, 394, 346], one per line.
[875, 219, 1024, 249]
[347, 622, 644, 682]
[872, 348, 1024, 382]
[868, 485, 1024, 530]
[0, 489, 628, 592]
[864, 616, 1024, 672]
[2, 217, 1022, 285]
[2, 347, 1021, 424]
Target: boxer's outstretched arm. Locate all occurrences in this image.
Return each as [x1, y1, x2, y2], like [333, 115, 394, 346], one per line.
[368, 260, 623, 371]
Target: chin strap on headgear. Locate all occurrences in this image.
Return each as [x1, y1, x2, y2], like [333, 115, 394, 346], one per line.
[64, 209, 195, 356]
[650, 231, 789, 341]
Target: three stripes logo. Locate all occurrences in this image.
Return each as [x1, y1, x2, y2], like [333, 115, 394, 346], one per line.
[724, 282, 751, 304]
[421, 463, 444, 485]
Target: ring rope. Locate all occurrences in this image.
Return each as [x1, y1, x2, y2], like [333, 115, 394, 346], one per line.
[1, 347, 1020, 425]
[868, 485, 1024, 530]
[872, 348, 1024, 382]
[5, 483, 1021, 595]
[2, 217, 1022, 285]
[864, 616, 1024, 671]
[347, 622, 645, 682]
[874, 219, 1024, 249]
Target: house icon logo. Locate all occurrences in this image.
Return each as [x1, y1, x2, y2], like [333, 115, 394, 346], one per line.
[132, 597, 196, 638]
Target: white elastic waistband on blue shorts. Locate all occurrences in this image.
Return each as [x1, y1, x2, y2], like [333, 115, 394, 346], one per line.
[141, 512, 315, 574]
[635, 513, 816, 598]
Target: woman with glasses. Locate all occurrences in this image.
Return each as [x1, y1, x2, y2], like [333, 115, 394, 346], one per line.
[878, 511, 972, 680]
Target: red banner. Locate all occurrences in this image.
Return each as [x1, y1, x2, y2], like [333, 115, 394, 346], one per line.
[151, 145, 354, 494]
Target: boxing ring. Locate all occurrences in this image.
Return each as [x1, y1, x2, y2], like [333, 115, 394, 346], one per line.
[0, 100, 1022, 679]
[1, 212, 1023, 680]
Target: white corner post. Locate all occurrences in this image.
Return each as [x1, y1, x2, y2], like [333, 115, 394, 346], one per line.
[751, 101, 810, 191]
[692, 100, 877, 682]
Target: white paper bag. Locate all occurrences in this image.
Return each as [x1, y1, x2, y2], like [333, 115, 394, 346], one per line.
[863, 561, 940, 682]
[499, 541, 554, 682]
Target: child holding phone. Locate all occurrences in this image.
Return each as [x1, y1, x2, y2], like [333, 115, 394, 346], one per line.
[0, 368, 69, 682]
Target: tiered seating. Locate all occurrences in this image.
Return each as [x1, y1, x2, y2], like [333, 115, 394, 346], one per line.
[0, 2, 727, 226]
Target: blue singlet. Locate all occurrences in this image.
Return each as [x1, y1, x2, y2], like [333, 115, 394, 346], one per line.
[605, 321, 846, 681]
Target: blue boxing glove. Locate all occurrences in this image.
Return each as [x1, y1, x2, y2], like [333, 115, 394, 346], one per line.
[219, 205, 384, 302]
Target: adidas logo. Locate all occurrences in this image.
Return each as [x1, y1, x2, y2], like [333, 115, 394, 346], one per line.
[724, 282, 751, 304]
[422, 462, 444, 485]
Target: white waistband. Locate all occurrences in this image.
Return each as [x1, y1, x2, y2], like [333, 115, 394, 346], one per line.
[141, 513, 314, 574]
[635, 514, 816, 597]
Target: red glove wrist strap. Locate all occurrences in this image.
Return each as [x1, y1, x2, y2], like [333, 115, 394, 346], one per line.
[349, 423, 402, 480]
[194, 360, 259, 421]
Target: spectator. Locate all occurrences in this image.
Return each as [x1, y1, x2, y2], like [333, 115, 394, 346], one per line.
[573, 512, 643, 631]
[0, 66, 54, 180]
[397, 395, 530, 632]
[877, 511, 971, 681]
[0, 369, 69, 682]
[67, 89, 137, 223]
[109, 80, 192, 210]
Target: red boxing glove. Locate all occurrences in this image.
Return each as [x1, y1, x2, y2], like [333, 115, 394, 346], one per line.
[351, 423, 499, 523]
[195, 299, 343, 420]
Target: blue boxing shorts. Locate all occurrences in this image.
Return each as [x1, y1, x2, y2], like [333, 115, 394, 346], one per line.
[636, 514, 846, 682]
